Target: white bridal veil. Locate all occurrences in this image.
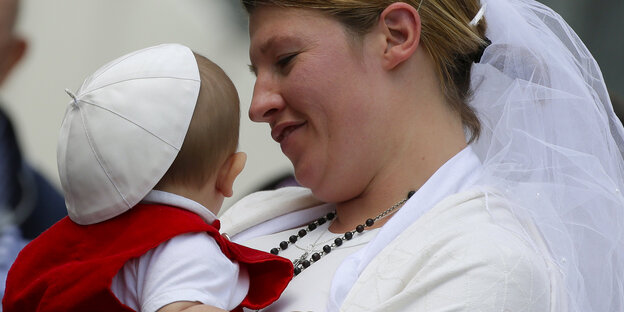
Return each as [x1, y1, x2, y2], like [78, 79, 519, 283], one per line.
[470, 0, 624, 311]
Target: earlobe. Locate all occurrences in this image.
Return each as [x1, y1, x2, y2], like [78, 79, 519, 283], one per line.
[216, 152, 247, 197]
[379, 3, 421, 70]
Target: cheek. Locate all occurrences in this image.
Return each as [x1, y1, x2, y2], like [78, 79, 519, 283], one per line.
[319, 102, 393, 201]
[288, 49, 379, 200]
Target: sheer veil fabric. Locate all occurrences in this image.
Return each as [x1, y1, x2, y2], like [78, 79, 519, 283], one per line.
[470, 0, 624, 310]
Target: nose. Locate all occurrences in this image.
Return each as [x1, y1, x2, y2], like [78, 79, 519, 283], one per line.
[249, 75, 285, 123]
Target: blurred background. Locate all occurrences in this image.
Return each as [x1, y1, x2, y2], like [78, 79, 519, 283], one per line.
[1, 0, 292, 214]
[1, 0, 622, 214]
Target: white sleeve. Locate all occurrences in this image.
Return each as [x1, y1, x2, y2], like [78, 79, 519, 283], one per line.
[111, 232, 250, 312]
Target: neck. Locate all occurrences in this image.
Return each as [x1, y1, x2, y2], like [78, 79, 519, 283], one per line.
[329, 143, 466, 233]
[328, 48, 467, 233]
[329, 99, 467, 234]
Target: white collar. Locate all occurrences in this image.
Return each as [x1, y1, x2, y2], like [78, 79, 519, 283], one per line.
[141, 190, 217, 224]
[328, 145, 483, 311]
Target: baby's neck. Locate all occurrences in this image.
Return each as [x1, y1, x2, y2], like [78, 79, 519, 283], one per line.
[153, 184, 222, 216]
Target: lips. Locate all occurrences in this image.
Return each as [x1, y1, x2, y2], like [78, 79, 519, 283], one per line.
[272, 121, 306, 143]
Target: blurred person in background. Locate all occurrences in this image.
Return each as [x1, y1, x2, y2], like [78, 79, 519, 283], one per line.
[0, 0, 66, 298]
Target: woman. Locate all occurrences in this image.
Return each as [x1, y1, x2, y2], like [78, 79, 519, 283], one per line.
[220, 0, 624, 311]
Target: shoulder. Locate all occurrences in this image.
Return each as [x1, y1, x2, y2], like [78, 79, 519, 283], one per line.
[153, 232, 225, 259]
[125, 232, 236, 278]
[405, 189, 551, 285]
[344, 190, 553, 311]
[112, 232, 244, 312]
[220, 186, 323, 236]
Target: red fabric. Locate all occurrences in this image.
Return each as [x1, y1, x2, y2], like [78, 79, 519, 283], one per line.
[3, 204, 293, 312]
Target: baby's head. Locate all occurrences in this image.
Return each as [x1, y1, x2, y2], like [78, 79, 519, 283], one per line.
[154, 53, 245, 214]
[58, 44, 243, 225]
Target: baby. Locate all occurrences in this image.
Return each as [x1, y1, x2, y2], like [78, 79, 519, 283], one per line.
[3, 44, 292, 312]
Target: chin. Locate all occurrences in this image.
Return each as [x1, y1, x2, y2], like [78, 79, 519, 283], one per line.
[302, 177, 356, 204]
[294, 168, 328, 201]
[293, 161, 355, 203]
[293, 169, 314, 191]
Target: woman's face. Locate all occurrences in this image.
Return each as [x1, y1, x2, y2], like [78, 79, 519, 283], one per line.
[248, 6, 394, 202]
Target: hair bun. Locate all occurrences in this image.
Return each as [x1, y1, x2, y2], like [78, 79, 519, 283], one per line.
[471, 37, 492, 63]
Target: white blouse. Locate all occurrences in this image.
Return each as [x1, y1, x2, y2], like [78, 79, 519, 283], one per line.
[243, 218, 380, 311]
[225, 146, 489, 311]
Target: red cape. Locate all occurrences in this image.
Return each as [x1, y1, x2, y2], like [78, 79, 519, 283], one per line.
[3, 204, 293, 312]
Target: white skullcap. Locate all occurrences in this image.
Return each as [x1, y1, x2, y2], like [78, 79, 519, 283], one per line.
[57, 43, 201, 225]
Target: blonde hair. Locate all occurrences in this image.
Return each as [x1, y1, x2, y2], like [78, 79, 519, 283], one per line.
[242, 0, 487, 142]
[155, 53, 240, 189]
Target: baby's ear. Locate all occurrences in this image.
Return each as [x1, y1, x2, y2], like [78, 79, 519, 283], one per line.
[216, 152, 247, 197]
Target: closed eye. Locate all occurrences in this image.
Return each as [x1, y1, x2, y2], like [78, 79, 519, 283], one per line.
[248, 64, 257, 76]
[277, 53, 297, 69]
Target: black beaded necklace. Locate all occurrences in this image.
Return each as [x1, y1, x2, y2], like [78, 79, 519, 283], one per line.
[271, 191, 415, 276]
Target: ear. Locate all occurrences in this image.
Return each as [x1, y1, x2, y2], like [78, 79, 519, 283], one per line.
[0, 36, 27, 86]
[216, 152, 247, 197]
[378, 2, 421, 70]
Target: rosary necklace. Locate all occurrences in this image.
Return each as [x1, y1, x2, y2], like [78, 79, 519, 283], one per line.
[293, 226, 335, 254]
[270, 190, 415, 276]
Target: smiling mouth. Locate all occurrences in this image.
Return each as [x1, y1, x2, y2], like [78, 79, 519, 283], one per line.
[273, 122, 305, 143]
